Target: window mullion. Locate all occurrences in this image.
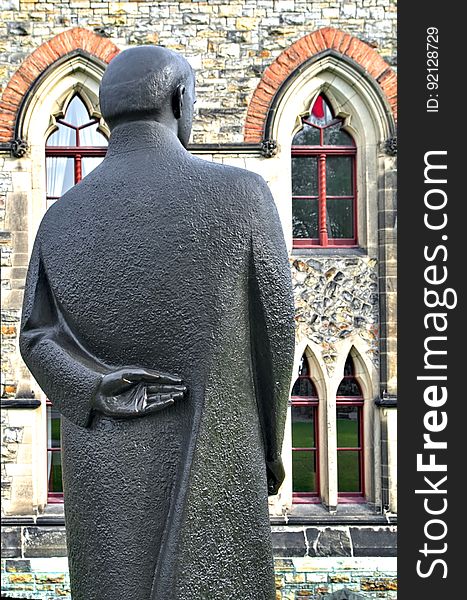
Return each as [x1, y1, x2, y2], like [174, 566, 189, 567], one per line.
[75, 154, 82, 184]
[318, 153, 328, 246]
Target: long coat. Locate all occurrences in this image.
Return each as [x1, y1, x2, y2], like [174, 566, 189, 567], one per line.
[19, 121, 295, 600]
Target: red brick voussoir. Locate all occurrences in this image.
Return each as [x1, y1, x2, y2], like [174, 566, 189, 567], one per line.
[0, 28, 120, 144]
[244, 27, 397, 143]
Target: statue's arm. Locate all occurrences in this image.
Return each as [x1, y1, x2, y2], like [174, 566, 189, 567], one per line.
[249, 177, 295, 495]
[19, 238, 106, 428]
[19, 238, 186, 428]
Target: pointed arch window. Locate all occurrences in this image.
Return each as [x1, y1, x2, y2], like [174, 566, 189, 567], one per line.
[336, 354, 364, 499]
[45, 94, 108, 502]
[45, 94, 108, 209]
[292, 94, 357, 248]
[291, 353, 320, 502]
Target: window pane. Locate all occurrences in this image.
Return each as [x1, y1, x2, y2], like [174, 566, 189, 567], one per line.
[292, 124, 320, 146]
[80, 124, 108, 147]
[48, 451, 63, 493]
[47, 406, 61, 449]
[337, 451, 360, 492]
[298, 355, 309, 376]
[326, 156, 353, 196]
[65, 96, 91, 126]
[46, 198, 58, 210]
[82, 156, 105, 178]
[337, 375, 362, 396]
[292, 377, 316, 397]
[292, 450, 317, 492]
[324, 123, 354, 146]
[46, 157, 75, 197]
[292, 405, 315, 448]
[344, 356, 354, 376]
[293, 198, 318, 239]
[337, 406, 360, 447]
[292, 156, 318, 196]
[47, 123, 76, 147]
[326, 198, 354, 239]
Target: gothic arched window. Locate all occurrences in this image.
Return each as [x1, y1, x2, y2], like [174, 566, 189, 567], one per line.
[292, 94, 357, 248]
[45, 94, 108, 501]
[45, 94, 108, 209]
[336, 354, 364, 498]
[291, 353, 320, 502]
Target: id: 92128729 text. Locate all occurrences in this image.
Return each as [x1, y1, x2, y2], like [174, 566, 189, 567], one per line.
[426, 27, 439, 113]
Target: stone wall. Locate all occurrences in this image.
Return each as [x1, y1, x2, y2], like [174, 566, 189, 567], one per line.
[1, 0, 397, 144]
[275, 557, 397, 599]
[1, 557, 70, 599]
[292, 256, 379, 375]
[1, 528, 396, 599]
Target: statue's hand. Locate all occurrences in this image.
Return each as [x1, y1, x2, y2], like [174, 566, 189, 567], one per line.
[93, 367, 187, 418]
[266, 456, 285, 496]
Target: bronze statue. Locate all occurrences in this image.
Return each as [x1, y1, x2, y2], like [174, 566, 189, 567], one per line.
[19, 46, 295, 600]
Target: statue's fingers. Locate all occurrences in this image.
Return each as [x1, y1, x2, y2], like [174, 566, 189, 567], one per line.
[144, 397, 176, 415]
[146, 384, 187, 395]
[146, 392, 173, 404]
[120, 368, 159, 383]
[122, 369, 183, 385]
[150, 372, 184, 385]
[146, 391, 185, 405]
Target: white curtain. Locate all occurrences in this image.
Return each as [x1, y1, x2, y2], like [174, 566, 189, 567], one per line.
[46, 156, 74, 197]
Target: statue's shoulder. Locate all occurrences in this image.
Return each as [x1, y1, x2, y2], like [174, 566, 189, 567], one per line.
[188, 154, 270, 196]
[33, 187, 80, 243]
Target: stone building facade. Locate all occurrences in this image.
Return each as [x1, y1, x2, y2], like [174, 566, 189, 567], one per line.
[1, 1, 397, 598]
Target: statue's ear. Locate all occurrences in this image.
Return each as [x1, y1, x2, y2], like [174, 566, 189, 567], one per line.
[172, 84, 185, 120]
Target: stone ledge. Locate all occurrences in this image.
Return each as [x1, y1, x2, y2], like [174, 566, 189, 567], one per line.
[2, 524, 397, 560]
[349, 527, 397, 557]
[271, 526, 396, 558]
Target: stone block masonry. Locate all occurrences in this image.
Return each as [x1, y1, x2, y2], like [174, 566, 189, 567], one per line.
[1, 557, 71, 599]
[1, 526, 396, 598]
[0, 1, 397, 144]
[1, 556, 397, 599]
[275, 557, 397, 598]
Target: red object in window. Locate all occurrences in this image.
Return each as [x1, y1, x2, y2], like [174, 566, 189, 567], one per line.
[292, 94, 357, 248]
[311, 95, 325, 119]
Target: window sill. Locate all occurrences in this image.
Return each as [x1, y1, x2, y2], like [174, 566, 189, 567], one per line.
[271, 502, 396, 526]
[36, 503, 66, 525]
[291, 247, 368, 257]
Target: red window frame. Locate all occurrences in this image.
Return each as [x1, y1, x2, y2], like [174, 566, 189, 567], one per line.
[292, 97, 357, 248]
[45, 95, 107, 207]
[46, 400, 63, 503]
[44, 95, 107, 502]
[291, 363, 320, 504]
[336, 361, 365, 502]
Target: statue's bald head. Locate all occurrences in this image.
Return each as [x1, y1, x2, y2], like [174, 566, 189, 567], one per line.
[99, 46, 195, 145]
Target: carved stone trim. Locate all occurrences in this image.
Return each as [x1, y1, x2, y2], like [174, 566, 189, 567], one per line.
[260, 139, 278, 158]
[383, 136, 397, 156]
[11, 138, 29, 158]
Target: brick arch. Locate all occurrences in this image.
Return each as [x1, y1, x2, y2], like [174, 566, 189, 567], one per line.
[0, 27, 120, 143]
[244, 27, 397, 142]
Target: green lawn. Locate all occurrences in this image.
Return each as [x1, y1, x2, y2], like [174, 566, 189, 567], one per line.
[48, 451, 63, 493]
[292, 419, 361, 493]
